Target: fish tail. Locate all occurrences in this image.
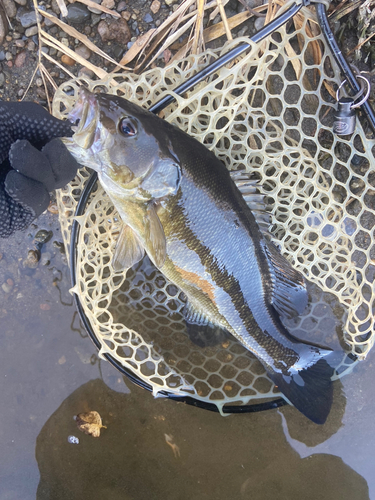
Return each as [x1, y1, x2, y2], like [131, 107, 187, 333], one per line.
[268, 346, 337, 424]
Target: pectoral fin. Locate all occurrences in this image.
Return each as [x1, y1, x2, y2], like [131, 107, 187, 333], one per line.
[145, 203, 166, 269]
[112, 224, 145, 273]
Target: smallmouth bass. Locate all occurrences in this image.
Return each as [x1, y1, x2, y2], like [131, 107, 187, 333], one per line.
[63, 88, 340, 424]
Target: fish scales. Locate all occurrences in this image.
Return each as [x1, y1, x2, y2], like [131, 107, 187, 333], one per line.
[62, 88, 342, 424]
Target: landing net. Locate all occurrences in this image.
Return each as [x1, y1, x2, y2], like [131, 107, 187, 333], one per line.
[54, 4, 372, 412]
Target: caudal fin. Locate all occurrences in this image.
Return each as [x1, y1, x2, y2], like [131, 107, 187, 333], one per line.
[268, 348, 337, 424]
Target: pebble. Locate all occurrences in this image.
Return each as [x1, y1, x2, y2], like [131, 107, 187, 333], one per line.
[44, 10, 57, 26]
[47, 202, 59, 213]
[2, 0, 17, 19]
[14, 0, 27, 5]
[51, 0, 60, 14]
[34, 229, 53, 244]
[27, 40, 35, 51]
[15, 39, 25, 47]
[2, 280, 13, 293]
[36, 77, 43, 86]
[0, 72, 4, 87]
[150, 0, 160, 14]
[23, 249, 40, 268]
[5, 52, 12, 60]
[121, 11, 131, 21]
[61, 54, 75, 65]
[75, 44, 91, 60]
[78, 66, 94, 78]
[97, 18, 131, 44]
[17, 88, 24, 97]
[25, 25, 38, 37]
[65, 3, 90, 24]
[40, 252, 51, 266]
[101, 0, 114, 9]
[254, 16, 265, 31]
[165, 0, 175, 5]
[16, 8, 42, 28]
[117, 1, 126, 12]
[87, 0, 101, 15]
[14, 50, 26, 67]
[143, 13, 153, 23]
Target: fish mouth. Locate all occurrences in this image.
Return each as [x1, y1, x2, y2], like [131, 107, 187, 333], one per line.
[68, 87, 100, 149]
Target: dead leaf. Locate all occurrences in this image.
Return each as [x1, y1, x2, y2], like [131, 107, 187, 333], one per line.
[164, 433, 180, 458]
[76, 411, 107, 438]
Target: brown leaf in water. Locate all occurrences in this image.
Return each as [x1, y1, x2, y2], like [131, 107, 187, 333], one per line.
[76, 411, 107, 438]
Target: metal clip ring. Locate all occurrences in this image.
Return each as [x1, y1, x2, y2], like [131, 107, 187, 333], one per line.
[336, 75, 371, 109]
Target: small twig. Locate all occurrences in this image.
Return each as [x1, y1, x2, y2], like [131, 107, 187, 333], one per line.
[348, 30, 375, 55]
[192, 0, 205, 54]
[237, 0, 266, 17]
[217, 0, 232, 41]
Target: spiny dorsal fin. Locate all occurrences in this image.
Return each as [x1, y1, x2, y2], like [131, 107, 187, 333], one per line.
[263, 241, 308, 318]
[230, 170, 271, 231]
[112, 224, 145, 273]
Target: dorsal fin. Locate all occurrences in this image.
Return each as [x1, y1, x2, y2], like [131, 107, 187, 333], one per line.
[230, 170, 271, 230]
[263, 241, 308, 318]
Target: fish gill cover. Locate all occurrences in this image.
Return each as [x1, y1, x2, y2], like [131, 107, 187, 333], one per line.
[54, 4, 373, 416]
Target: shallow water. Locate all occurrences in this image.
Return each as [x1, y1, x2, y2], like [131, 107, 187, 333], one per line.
[0, 212, 374, 500]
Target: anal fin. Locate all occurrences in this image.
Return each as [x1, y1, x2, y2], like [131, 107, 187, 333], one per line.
[112, 224, 145, 273]
[184, 302, 229, 348]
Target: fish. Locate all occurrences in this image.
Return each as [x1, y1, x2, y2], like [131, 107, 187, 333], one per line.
[62, 88, 339, 424]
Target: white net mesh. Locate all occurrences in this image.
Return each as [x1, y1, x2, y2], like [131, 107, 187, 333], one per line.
[54, 5, 373, 411]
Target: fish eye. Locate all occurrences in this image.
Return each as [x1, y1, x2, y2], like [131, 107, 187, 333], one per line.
[119, 118, 137, 137]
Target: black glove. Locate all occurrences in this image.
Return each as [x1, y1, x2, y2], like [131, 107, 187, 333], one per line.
[0, 101, 79, 238]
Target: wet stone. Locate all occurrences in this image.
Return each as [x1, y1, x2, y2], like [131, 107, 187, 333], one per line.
[65, 3, 90, 24]
[17, 8, 42, 28]
[23, 249, 40, 268]
[34, 229, 53, 244]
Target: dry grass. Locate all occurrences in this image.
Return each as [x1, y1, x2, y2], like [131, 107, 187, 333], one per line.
[25, 0, 325, 104]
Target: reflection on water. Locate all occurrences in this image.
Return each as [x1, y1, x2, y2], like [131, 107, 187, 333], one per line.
[35, 379, 368, 500]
